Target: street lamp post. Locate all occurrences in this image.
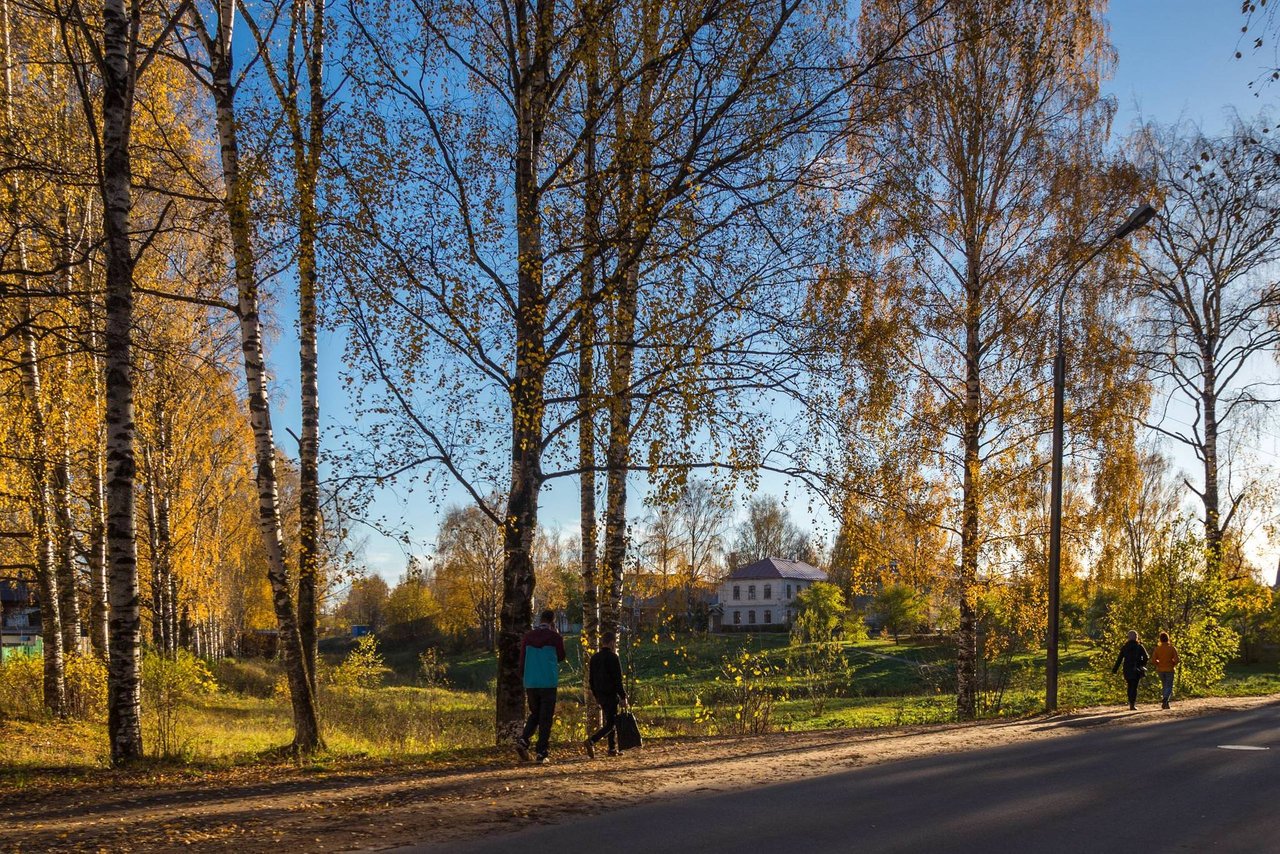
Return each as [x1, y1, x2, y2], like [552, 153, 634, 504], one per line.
[1046, 202, 1155, 713]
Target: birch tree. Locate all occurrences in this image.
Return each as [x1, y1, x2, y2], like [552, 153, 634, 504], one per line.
[434, 504, 505, 649]
[334, 0, 940, 739]
[167, 0, 323, 750]
[1, 0, 66, 714]
[235, 0, 329, 694]
[1132, 119, 1280, 575]
[47, 0, 195, 762]
[843, 0, 1136, 718]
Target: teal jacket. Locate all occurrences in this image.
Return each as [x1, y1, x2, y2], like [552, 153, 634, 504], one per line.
[520, 624, 566, 689]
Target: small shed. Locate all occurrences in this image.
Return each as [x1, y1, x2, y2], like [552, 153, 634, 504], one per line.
[1, 580, 42, 659]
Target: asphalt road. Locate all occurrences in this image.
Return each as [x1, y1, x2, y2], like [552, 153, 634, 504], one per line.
[404, 703, 1280, 854]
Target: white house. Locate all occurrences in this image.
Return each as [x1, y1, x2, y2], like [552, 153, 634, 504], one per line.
[711, 557, 827, 631]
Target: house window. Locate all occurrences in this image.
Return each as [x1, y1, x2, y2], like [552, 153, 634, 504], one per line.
[786, 584, 792, 599]
[733, 611, 741, 625]
[764, 584, 772, 600]
[764, 610, 772, 624]
[748, 610, 756, 624]
[748, 585, 756, 600]
[733, 585, 740, 601]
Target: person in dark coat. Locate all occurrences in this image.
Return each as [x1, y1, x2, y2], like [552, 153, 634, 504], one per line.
[584, 631, 628, 758]
[516, 609, 566, 764]
[1112, 629, 1149, 710]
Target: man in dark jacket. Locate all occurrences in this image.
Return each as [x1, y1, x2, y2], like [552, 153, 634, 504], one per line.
[584, 631, 628, 758]
[516, 609, 566, 764]
[1112, 630, 1149, 711]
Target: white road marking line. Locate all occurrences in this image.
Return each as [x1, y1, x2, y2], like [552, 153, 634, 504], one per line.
[1217, 745, 1270, 751]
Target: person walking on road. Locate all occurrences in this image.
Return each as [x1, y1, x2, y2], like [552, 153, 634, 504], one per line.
[584, 631, 628, 758]
[1112, 630, 1149, 711]
[516, 609, 566, 764]
[1151, 631, 1180, 709]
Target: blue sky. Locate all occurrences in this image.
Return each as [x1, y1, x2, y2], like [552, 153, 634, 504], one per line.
[262, 1, 1279, 584]
[1107, 0, 1280, 583]
[1108, 0, 1264, 132]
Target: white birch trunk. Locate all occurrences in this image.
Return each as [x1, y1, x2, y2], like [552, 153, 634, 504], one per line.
[3, 0, 66, 715]
[102, 0, 145, 764]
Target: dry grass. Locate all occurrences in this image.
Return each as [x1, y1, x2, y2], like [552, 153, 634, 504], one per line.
[3, 639, 1277, 778]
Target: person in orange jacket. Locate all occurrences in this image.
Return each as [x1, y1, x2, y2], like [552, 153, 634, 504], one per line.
[1150, 631, 1180, 709]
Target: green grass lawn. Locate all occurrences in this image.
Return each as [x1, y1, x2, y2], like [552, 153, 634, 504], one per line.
[3, 633, 1278, 775]
[395, 631, 1280, 735]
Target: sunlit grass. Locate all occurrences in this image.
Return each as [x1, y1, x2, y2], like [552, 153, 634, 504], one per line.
[0, 684, 497, 773]
[0, 717, 109, 771]
[179, 693, 295, 758]
[2, 635, 1276, 778]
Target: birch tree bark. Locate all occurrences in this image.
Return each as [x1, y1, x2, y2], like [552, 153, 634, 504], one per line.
[495, 0, 553, 733]
[53, 197, 82, 657]
[84, 284, 110, 660]
[101, 0, 145, 764]
[577, 30, 601, 732]
[17, 289, 66, 711]
[234, 0, 328, 691]
[292, 0, 325, 695]
[597, 1, 653, 639]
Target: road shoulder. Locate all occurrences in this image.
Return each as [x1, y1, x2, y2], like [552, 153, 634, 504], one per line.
[3, 694, 1275, 852]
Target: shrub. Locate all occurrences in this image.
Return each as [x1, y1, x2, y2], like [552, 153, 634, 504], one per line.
[0, 653, 43, 718]
[872, 584, 928, 643]
[64, 653, 107, 720]
[142, 649, 218, 758]
[976, 578, 1044, 714]
[329, 635, 390, 690]
[0, 652, 106, 720]
[841, 614, 870, 643]
[418, 647, 449, 688]
[792, 582, 847, 644]
[714, 648, 785, 735]
[1092, 528, 1238, 698]
[786, 640, 854, 717]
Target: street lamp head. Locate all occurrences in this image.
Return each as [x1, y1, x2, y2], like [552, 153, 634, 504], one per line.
[1112, 202, 1156, 241]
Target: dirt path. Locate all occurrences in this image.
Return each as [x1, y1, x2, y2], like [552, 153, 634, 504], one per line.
[4, 694, 1276, 853]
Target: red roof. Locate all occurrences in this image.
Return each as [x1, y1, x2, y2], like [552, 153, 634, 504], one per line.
[725, 558, 826, 581]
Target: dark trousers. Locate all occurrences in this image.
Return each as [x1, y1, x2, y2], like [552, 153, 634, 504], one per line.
[589, 696, 619, 751]
[521, 687, 557, 757]
[1126, 676, 1141, 707]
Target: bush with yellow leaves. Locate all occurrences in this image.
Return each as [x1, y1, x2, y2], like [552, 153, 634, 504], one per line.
[142, 649, 218, 758]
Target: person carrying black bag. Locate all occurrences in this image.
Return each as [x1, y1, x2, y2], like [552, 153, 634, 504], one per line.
[1112, 629, 1149, 711]
[584, 631, 627, 758]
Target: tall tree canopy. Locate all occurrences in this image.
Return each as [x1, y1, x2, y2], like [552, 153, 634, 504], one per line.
[826, 0, 1144, 718]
